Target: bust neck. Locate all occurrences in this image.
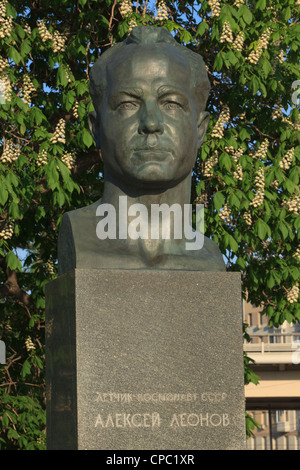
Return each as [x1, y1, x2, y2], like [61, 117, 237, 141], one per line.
[101, 171, 192, 208]
[100, 171, 194, 264]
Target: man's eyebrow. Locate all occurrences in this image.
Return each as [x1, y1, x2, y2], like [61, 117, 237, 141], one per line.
[110, 88, 144, 99]
[157, 85, 188, 99]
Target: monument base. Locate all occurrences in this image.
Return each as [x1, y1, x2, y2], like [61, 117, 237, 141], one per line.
[46, 269, 246, 450]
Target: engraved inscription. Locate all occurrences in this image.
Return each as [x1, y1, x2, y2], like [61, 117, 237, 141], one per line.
[93, 391, 232, 429]
[95, 412, 161, 428]
[169, 413, 230, 427]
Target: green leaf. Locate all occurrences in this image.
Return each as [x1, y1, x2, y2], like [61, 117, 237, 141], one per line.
[180, 30, 193, 44]
[5, 2, 16, 17]
[15, 24, 25, 39]
[261, 59, 272, 78]
[82, 128, 93, 148]
[0, 181, 8, 205]
[228, 234, 238, 252]
[21, 360, 32, 379]
[279, 222, 289, 239]
[229, 193, 240, 209]
[267, 273, 275, 288]
[57, 67, 69, 87]
[20, 40, 31, 58]
[226, 50, 238, 66]
[241, 5, 253, 24]
[219, 153, 232, 170]
[65, 90, 76, 111]
[196, 21, 209, 37]
[213, 192, 225, 211]
[214, 53, 223, 72]
[6, 251, 22, 271]
[283, 7, 291, 21]
[255, 219, 268, 240]
[255, 0, 266, 10]
[8, 46, 22, 65]
[239, 128, 251, 141]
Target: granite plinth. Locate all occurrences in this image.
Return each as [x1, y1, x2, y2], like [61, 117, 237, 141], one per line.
[46, 269, 246, 450]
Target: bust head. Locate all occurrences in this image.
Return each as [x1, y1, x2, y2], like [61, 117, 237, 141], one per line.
[89, 26, 211, 189]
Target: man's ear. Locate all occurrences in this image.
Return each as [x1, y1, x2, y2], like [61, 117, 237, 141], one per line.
[88, 111, 101, 148]
[197, 111, 210, 148]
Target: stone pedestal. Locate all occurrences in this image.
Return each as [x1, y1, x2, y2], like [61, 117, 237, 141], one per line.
[46, 269, 246, 450]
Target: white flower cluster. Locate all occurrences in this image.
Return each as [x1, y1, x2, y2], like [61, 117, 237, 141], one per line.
[232, 32, 244, 52]
[0, 56, 7, 72]
[119, 0, 132, 16]
[225, 145, 235, 154]
[270, 179, 279, 189]
[24, 23, 31, 35]
[220, 21, 233, 44]
[0, 221, 14, 240]
[208, 0, 221, 17]
[250, 167, 265, 208]
[45, 259, 55, 275]
[53, 31, 67, 53]
[50, 119, 66, 144]
[282, 116, 300, 132]
[37, 436, 45, 446]
[128, 17, 137, 33]
[156, 1, 168, 21]
[22, 75, 35, 105]
[63, 65, 72, 84]
[0, 73, 11, 102]
[73, 100, 79, 118]
[286, 195, 300, 214]
[279, 147, 294, 170]
[0, 0, 12, 39]
[255, 139, 269, 160]
[294, 247, 300, 262]
[219, 203, 232, 224]
[36, 149, 48, 167]
[243, 212, 252, 227]
[278, 50, 285, 64]
[61, 151, 76, 170]
[4, 321, 12, 333]
[37, 20, 66, 53]
[233, 163, 243, 181]
[25, 336, 36, 352]
[248, 29, 271, 65]
[233, 147, 244, 162]
[211, 105, 230, 139]
[234, 0, 245, 7]
[0, 140, 20, 163]
[37, 19, 52, 42]
[271, 103, 282, 120]
[203, 151, 218, 177]
[287, 284, 299, 304]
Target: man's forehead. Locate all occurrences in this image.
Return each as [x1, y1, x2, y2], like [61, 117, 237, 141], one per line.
[106, 45, 192, 91]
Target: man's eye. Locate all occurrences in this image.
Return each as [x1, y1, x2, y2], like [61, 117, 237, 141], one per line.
[117, 101, 139, 110]
[162, 101, 183, 110]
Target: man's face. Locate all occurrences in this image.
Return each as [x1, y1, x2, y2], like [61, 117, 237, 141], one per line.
[92, 46, 207, 189]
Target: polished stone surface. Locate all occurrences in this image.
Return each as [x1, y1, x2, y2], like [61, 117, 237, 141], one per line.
[46, 269, 246, 450]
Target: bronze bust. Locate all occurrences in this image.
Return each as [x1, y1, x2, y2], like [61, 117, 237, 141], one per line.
[58, 26, 225, 274]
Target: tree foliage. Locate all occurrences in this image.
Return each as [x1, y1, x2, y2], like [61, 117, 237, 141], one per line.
[0, 0, 299, 449]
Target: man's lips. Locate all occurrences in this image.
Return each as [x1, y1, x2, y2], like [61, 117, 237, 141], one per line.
[132, 148, 172, 162]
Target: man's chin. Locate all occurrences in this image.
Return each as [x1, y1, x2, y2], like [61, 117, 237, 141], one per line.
[126, 163, 177, 188]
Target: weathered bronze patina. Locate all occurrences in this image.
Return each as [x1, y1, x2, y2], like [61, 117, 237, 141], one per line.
[58, 26, 225, 273]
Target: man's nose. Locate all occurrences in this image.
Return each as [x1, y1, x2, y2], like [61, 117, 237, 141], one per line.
[138, 101, 163, 135]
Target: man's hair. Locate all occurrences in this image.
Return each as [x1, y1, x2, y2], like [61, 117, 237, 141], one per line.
[89, 26, 210, 115]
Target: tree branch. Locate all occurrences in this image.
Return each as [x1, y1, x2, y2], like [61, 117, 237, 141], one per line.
[0, 257, 33, 310]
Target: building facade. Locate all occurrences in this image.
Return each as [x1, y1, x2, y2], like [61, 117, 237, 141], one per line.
[243, 301, 300, 450]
